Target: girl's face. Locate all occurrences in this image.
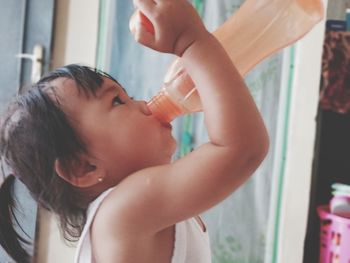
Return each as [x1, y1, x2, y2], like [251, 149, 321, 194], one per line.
[52, 77, 176, 186]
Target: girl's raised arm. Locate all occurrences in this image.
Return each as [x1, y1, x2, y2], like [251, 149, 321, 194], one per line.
[96, 0, 269, 235]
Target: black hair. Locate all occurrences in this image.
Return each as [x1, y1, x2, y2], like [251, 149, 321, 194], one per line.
[0, 64, 117, 262]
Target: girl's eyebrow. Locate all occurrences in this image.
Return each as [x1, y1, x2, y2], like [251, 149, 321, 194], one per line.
[97, 85, 118, 99]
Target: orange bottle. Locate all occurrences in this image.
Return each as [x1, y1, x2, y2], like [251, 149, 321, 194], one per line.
[131, 0, 325, 123]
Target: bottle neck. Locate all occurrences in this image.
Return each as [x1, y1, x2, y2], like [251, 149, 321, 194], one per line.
[147, 90, 184, 123]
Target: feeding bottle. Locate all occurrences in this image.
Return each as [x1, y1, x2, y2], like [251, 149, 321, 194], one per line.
[130, 0, 324, 123]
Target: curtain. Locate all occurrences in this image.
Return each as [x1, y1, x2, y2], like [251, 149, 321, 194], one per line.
[319, 30, 350, 114]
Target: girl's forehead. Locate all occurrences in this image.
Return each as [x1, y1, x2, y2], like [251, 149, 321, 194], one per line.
[49, 76, 123, 101]
[45, 76, 124, 105]
[96, 77, 125, 96]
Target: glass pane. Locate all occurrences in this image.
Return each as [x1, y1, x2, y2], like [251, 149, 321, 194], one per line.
[0, 0, 24, 114]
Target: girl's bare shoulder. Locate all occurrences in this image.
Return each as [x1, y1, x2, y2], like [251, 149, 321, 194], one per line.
[92, 165, 172, 235]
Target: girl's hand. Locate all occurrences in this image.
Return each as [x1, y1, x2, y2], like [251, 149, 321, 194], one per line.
[130, 0, 208, 57]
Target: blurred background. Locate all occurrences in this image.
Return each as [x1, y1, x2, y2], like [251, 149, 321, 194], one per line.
[2, 0, 350, 262]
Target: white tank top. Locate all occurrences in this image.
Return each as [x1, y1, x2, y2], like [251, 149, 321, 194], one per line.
[74, 188, 212, 263]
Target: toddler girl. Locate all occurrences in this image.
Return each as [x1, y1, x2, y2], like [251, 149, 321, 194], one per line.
[0, 0, 269, 262]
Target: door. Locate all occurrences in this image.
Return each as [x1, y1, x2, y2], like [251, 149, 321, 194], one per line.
[0, 0, 55, 261]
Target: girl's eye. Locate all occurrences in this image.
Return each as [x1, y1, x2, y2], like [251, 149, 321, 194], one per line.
[112, 95, 124, 106]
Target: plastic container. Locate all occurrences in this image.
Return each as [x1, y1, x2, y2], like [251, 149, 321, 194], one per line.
[131, 0, 325, 123]
[330, 196, 350, 218]
[317, 205, 350, 263]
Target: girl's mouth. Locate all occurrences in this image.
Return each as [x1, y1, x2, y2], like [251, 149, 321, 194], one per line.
[162, 122, 172, 130]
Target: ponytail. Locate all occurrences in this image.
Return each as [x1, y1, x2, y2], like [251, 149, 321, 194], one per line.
[0, 175, 31, 263]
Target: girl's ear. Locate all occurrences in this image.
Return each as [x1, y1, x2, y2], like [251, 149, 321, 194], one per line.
[54, 156, 106, 188]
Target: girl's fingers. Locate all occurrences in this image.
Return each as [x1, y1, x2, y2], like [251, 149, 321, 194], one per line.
[153, 0, 166, 4]
[129, 12, 138, 34]
[139, 11, 155, 35]
[132, 23, 156, 49]
[133, 0, 156, 16]
[129, 10, 155, 36]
